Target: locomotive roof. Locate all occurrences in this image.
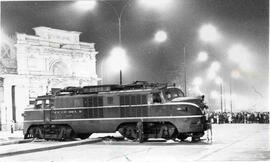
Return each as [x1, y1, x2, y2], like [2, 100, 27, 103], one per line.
[52, 81, 177, 97]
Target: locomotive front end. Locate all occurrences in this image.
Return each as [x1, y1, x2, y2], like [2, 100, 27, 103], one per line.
[162, 87, 211, 141]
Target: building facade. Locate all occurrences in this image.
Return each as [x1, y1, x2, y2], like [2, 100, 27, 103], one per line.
[0, 27, 100, 130]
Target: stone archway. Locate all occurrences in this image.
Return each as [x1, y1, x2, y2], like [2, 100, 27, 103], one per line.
[49, 61, 69, 76]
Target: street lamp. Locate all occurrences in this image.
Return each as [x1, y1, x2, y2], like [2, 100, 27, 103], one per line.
[154, 30, 167, 43]
[74, 0, 130, 45]
[207, 61, 221, 80]
[193, 77, 202, 87]
[138, 0, 173, 11]
[199, 24, 220, 43]
[227, 44, 252, 72]
[192, 77, 203, 95]
[197, 51, 208, 62]
[108, 46, 127, 85]
[74, 1, 97, 11]
[215, 76, 223, 113]
[74, 1, 131, 85]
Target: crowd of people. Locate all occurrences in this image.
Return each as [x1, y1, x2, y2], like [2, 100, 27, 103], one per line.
[208, 112, 269, 124]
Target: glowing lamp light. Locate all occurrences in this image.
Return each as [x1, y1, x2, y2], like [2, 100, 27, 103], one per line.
[227, 44, 253, 71]
[74, 1, 97, 11]
[139, 0, 173, 10]
[0, 29, 7, 46]
[108, 47, 128, 72]
[207, 61, 221, 80]
[231, 69, 241, 79]
[199, 24, 220, 43]
[210, 90, 219, 99]
[228, 44, 248, 62]
[192, 77, 202, 86]
[197, 51, 208, 62]
[210, 61, 221, 71]
[215, 77, 223, 85]
[154, 30, 167, 43]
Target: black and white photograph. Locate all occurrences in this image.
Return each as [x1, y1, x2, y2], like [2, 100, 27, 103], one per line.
[0, 0, 269, 161]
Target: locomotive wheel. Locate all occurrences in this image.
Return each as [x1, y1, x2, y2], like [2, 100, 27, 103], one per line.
[28, 126, 43, 139]
[178, 133, 188, 141]
[191, 132, 204, 142]
[158, 123, 177, 140]
[191, 137, 200, 142]
[77, 134, 91, 140]
[118, 124, 137, 140]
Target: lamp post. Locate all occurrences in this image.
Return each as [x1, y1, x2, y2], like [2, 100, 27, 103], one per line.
[229, 78, 233, 114]
[215, 77, 223, 113]
[102, 1, 131, 45]
[183, 46, 187, 96]
[75, 1, 130, 85]
[219, 82, 223, 113]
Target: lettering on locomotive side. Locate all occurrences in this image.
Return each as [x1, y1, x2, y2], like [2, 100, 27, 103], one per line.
[51, 109, 103, 119]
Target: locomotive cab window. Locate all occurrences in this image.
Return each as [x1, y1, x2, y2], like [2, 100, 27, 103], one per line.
[35, 100, 43, 109]
[163, 88, 184, 101]
[45, 99, 50, 108]
[35, 99, 53, 109]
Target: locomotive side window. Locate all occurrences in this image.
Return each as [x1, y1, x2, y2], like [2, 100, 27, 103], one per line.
[152, 93, 162, 103]
[107, 97, 113, 104]
[136, 95, 141, 104]
[120, 95, 147, 105]
[83, 96, 104, 107]
[120, 96, 125, 105]
[98, 96, 103, 106]
[125, 96, 130, 105]
[131, 95, 136, 105]
[93, 97, 98, 107]
[142, 95, 147, 104]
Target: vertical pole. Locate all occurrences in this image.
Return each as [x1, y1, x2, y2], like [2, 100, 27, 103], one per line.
[118, 16, 122, 86]
[100, 60, 103, 85]
[120, 70, 122, 85]
[230, 78, 233, 113]
[220, 83, 223, 113]
[184, 46, 186, 96]
[11, 85, 16, 123]
[224, 85, 226, 112]
[118, 17, 122, 45]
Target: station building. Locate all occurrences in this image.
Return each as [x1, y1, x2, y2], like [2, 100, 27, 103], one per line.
[0, 27, 100, 130]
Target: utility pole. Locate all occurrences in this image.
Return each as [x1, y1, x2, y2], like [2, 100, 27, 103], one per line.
[229, 78, 233, 113]
[220, 83, 223, 113]
[183, 46, 187, 96]
[224, 85, 226, 112]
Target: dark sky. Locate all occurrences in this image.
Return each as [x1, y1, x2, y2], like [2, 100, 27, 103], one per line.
[1, 0, 269, 111]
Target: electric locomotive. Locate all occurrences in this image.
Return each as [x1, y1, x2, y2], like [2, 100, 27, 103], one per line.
[23, 81, 211, 142]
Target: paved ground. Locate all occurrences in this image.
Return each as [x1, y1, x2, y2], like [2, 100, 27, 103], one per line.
[0, 124, 269, 162]
[0, 130, 23, 142]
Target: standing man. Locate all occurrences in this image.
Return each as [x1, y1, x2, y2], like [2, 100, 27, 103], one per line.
[137, 120, 144, 143]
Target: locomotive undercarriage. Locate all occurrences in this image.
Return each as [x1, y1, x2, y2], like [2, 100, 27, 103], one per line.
[118, 122, 203, 142]
[25, 122, 204, 142]
[25, 125, 77, 140]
